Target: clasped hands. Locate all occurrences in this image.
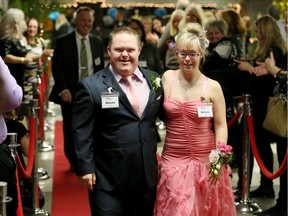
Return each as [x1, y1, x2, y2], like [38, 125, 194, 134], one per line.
[233, 51, 278, 76]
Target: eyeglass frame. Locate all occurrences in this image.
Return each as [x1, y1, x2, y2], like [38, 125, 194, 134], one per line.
[176, 50, 201, 60]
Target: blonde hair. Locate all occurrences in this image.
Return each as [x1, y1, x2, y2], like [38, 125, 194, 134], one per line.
[0, 8, 27, 40]
[179, 3, 206, 29]
[141, 16, 153, 32]
[55, 14, 70, 31]
[3, 109, 17, 121]
[170, 9, 185, 36]
[176, 23, 207, 61]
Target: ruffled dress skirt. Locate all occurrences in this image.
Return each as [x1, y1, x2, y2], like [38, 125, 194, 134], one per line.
[154, 160, 236, 216]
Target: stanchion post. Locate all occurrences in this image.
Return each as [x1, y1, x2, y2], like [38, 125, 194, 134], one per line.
[7, 133, 20, 162]
[236, 94, 262, 214]
[0, 181, 12, 216]
[7, 133, 24, 216]
[33, 81, 54, 153]
[30, 99, 50, 216]
[32, 82, 51, 181]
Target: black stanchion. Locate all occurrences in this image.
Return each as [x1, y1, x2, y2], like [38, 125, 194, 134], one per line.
[236, 94, 262, 214]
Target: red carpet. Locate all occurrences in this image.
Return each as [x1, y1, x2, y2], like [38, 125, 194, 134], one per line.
[51, 121, 90, 216]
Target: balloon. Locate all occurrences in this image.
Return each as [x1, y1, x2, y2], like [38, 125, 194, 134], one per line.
[48, 11, 60, 21]
[154, 8, 167, 17]
[107, 7, 117, 19]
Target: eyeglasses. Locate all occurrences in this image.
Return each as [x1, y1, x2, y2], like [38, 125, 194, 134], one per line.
[176, 50, 200, 60]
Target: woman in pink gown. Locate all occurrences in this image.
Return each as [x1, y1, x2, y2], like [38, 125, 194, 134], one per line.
[154, 23, 236, 216]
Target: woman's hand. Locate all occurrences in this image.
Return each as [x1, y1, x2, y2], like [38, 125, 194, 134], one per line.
[42, 49, 54, 60]
[234, 59, 254, 74]
[254, 61, 268, 76]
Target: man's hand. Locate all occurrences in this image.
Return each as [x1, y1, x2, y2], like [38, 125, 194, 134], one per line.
[60, 90, 72, 103]
[78, 173, 96, 191]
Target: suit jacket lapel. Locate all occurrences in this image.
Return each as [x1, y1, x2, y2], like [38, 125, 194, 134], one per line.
[138, 67, 158, 116]
[70, 33, 79, 70]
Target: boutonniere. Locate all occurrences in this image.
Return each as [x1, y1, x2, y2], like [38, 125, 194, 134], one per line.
[147, 71, 162, 92]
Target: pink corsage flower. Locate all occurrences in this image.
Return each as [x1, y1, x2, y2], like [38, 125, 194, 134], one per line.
[208, 142, 234, 183]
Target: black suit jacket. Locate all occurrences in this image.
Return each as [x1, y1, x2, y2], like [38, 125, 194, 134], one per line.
[49, 31, 105, 104]
[72, 66, 163, 191]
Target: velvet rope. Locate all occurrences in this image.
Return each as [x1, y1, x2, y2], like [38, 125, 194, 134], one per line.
[37, 84, 44, 140]
[15, 168, 24, 216]
[41, 73, 47, 103]
[227, 110, 242, 129]
[248, 115, 287, 179]
[16, 116, 36, 179]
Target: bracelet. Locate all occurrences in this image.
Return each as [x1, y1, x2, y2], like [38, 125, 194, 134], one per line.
[275, 69, 283, 78]
[21, 57, 24, 64]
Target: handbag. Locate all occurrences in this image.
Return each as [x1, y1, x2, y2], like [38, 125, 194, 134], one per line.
[263, 94, 287, 138]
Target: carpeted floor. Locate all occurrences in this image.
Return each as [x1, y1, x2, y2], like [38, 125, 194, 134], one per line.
[51, 121, 90, 216]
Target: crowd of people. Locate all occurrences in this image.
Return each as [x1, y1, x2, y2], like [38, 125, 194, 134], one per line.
[0, 1, 287, 216]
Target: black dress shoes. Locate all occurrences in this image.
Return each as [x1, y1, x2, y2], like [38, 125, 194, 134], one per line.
[256, 204, 287, 216]
[250, 186, 275, 198]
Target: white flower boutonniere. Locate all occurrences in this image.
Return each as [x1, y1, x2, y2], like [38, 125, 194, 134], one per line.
[147, 71, 161, 92]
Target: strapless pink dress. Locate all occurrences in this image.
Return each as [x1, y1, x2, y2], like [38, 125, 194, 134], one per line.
[154, 73, 236, 216]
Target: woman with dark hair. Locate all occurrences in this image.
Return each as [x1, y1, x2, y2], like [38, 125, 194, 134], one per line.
[220, 9, 246, 58]
[23, 18, 53, 102]
[235, 15, 287, 202]
[128, 19, 164, 74]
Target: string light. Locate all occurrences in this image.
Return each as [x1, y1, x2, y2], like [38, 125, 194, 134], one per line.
[58, 0, 240, 9]
[101, 3, 176, 8]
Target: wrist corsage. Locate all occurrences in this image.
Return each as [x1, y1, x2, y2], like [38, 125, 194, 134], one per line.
[208, 142, 234, 183]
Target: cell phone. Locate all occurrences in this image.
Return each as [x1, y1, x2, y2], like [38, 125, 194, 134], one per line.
[166, 39, 175, 50]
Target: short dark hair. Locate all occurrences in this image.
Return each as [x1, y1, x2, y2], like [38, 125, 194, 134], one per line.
[267, 4, 280, 20]
[127, 19, 146, 43]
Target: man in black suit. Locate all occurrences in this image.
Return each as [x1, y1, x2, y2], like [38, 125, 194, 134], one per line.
[49, 6, 105, 171]
[72, 26, 163, 216]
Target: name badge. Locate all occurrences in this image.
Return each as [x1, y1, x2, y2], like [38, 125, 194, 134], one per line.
[197, 104, 213, 117]
[138, 60, 147, 68]
[94, 57, 101, 66]
[101, 89, 119, 109]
